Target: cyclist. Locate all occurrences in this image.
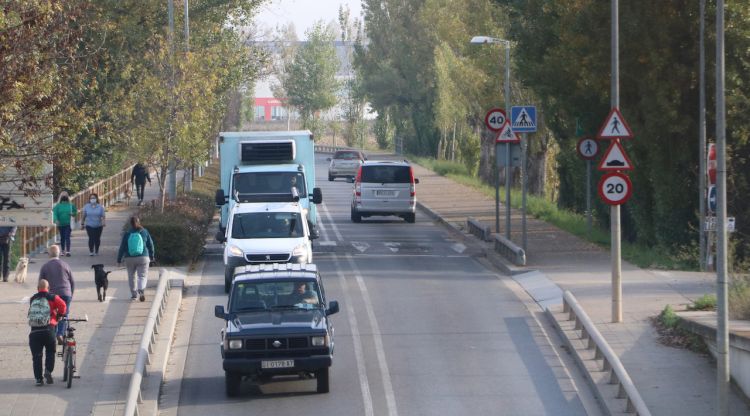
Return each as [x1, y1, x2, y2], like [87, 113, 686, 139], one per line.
[28, 279, 67, 386]
[38, 245, 75, 344]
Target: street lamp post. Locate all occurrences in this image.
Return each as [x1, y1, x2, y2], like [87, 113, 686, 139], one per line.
[471, 36, 511, 238]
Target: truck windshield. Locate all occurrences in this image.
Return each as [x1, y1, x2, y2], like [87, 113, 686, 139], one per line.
[232, 172, 306, 199]
[231, 212, 305, 239]
[231, 280, 322, 312]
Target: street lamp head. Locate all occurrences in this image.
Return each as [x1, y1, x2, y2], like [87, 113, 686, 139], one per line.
[470, 36, 493, 44]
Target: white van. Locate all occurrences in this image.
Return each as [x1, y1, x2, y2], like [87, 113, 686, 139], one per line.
[223, 201, 313, 293]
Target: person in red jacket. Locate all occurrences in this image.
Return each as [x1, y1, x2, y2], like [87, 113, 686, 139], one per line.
[28, 279, 67, 386]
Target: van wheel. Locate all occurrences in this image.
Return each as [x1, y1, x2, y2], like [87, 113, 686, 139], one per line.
[315, 368, 329, 393]
[405, 213, 416, 223]
[328, 175, 334, 182]
[351, 208, 362, 223]
[225, 372, 241, 397]
[224, 267, 233, 293]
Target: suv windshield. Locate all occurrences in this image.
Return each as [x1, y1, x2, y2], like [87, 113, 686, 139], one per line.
[231, 212, 304, 239]
[361, 165, 411, 183]
[232, 172, 306, 197]
[230, 279, 322, 312]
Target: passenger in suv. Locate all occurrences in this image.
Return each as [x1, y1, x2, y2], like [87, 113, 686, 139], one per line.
[350, 160, 419, 223]
[327, 150, 365, 182]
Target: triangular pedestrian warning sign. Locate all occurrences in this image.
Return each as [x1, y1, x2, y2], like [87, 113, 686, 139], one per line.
[495, 121, 520, 143]
[597, 108, 634, 139]
[597, 140, 633, 171]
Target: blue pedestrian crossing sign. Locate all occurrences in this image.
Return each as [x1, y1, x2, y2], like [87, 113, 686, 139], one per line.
[511, 106, 537, 133]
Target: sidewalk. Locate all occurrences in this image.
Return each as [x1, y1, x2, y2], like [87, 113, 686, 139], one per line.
[0, 181, 163, 416]
[411, 162, 750, 415]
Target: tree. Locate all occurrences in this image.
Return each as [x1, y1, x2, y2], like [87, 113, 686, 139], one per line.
[281, 22, 340, 137]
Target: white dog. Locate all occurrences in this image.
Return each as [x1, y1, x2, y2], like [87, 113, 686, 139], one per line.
[14, 257, 28, 283]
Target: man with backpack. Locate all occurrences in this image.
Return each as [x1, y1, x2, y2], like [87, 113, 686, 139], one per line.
[28, 279, 67, 386]
[117, 216, 155, 302]
[38, 245, 75, 344]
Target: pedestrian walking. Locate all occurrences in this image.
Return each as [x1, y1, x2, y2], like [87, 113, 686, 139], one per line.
[0, 226, 16, 282]
[28, 279, 67, 386]
[52, 191, 77, 257]
[38, 245, 75, 344]
[81, 193, 106, 256]
[117, 216, 155, 302]
[131, 162, 151, 206]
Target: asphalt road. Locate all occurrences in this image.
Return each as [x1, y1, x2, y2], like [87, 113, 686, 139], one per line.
[175, 154, 591, 415]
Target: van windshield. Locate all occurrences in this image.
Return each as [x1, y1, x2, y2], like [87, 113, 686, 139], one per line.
[232, 172, 306, 198]
[231, 212, 305, 239]
[361, 166, 411, 184]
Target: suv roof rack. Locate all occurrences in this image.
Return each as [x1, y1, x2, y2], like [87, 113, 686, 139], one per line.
[234, 263, 318, 276]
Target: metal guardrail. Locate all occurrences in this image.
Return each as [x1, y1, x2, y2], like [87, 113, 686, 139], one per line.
[561, 291, 652, 416]
[493, 234, 526, 266]
[467, 217, 492, 242]
[124, 269, 172, 416]
[21, 164, 136, 257]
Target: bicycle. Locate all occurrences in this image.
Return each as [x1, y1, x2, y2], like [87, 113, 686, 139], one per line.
[58, 315, 88, 388]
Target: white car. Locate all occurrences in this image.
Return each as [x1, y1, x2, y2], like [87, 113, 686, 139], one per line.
[223, 201, 313, 293]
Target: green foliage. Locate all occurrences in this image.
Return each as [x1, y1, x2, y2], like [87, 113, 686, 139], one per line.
[730, 275, 750, 320]
[688, 294, 717, 311]
[659, 305, 680, 329]
[373, 113, 394, 150]
[139, 194, 215, 265]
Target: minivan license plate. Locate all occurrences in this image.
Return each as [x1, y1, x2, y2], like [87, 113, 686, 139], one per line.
[376, 190, 395, 197]
[261, 360, 294, 369]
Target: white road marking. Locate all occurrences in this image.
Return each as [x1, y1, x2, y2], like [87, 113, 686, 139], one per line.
[351, 242, 370, 252]
[318, 241, 338, 246]
[334, 254, 374, 416]
[451, 243, 467, 253]
[320, 202, 343, 241]
[383, 242, 400, 253]
[346, 255, 399, 416]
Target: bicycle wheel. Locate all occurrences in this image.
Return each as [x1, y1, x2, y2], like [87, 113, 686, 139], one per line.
[62, 348, 69, 382]
[66, 349, 74, 388]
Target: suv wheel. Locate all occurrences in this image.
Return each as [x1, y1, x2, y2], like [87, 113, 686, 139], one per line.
[224, 267, 233, 294]
[328, 174, 334, 182]
[405, 213, 416, 223]
[315, 368, 329, 393]
[350, 208, 362, 223]
[225, 371, 241, 397]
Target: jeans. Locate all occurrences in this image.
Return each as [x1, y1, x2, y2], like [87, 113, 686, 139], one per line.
[85, 226, 103, 254]
[56, 295, 71, 337]
[125, 256, 150, 297]
[58, 225, 72, 253]
[135, 181, 146, 201]
[29, 326, 56, 380]
[0, 242, 9, 280]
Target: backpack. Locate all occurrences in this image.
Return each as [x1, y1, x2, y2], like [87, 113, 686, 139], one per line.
[28, 294, 53, 327]
[128, 231, 145, 256]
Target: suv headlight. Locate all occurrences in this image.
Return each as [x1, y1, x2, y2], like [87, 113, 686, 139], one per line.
[311, 335, 327, 347]
[228, 339, 243, 350]
[292, 244, 309, 261]
[227, 245, 244, 257]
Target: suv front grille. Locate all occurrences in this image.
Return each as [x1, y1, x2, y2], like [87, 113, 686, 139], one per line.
[246, 253, 291, 263]
[243, 337, 310, 351]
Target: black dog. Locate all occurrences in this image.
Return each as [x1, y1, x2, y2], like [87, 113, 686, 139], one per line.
[91, 264, 111, 302]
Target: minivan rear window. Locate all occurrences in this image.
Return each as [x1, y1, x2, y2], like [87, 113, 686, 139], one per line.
[333, 151, 362, 160]
[360, 165, 411, 183]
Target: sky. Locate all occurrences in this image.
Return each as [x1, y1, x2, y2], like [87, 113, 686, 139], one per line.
[254, 0, 363, 40]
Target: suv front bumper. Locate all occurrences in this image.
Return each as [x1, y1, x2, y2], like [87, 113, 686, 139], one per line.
[223, 355, 332, 375]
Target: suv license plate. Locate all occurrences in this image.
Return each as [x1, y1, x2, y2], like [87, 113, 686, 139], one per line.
[376, 190, 395, 197]
[261, 360, 294, 369]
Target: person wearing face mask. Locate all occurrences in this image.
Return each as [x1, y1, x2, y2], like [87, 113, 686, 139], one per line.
[81, 193, 106, 256]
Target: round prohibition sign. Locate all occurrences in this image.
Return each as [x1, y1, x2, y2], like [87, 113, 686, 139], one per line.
[577, 137, 599, 160]
[598, 172, 633, 205]
[485, 108, 507, 132]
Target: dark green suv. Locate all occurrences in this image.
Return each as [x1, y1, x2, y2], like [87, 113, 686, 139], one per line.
[214, 263, 339, 396]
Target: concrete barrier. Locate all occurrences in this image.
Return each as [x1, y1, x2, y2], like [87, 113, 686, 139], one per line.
[467, 217, 492, 242]
[493, 234, 526, 266]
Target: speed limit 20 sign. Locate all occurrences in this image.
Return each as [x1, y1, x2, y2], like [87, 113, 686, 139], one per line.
[485, 108, 507, 132]
[598, 172, 633, 205]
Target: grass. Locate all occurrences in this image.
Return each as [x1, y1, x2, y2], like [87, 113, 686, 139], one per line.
[411, 155, 686, 269]
[652, 305, 709, 353]
[688, 294, 717, 311]
[186, 160, 220, 198]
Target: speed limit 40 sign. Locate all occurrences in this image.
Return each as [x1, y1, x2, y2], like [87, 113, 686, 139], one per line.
[485, 108, 507, 132]
[598, 172, 633, 205]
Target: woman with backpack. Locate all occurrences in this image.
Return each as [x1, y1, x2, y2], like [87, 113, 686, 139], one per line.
[117, 216, 155, 302]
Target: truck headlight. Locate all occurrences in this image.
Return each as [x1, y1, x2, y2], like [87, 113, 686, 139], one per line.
[292, 244, 309, 261]
[227, 245, 244, 257]
[228, 339, 243, 350]
[311, 336, 327, 347]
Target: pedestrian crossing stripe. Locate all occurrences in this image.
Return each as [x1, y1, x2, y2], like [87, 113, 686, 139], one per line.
[495, 121, 521, 143]
[597, 140, 633, 171]
[597, 107, 634, 139]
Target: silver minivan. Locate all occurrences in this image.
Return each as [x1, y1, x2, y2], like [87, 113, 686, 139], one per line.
[350, 161, 419, 223]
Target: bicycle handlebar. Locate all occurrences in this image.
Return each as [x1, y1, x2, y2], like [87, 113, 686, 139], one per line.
[62, 314, 89, 323]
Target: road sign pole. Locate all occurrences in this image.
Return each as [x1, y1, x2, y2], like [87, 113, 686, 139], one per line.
[699, 0, 707, 272]
[716, 0, 730, 413]
[611, 0, 622, 324]
[505, 143, 511, 239]
[495, 143, 500, 233]
[522, 133, 528, 250]
[587, 160, 592, 236]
